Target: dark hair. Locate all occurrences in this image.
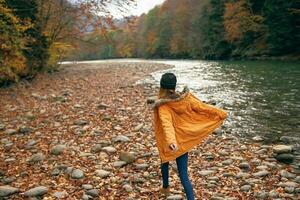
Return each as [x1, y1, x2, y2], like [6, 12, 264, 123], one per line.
[160, 73, 177, 90]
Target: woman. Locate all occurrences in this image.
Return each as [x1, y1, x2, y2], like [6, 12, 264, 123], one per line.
[152, 73, 227, 199]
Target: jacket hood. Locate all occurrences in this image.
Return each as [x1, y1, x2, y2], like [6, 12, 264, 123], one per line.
[151, 86, 190, 109]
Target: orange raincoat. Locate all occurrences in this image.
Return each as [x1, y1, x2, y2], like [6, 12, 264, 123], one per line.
[153, 87, 227, 163]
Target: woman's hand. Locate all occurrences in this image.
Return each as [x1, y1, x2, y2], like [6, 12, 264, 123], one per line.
[169, 143, 178, 152]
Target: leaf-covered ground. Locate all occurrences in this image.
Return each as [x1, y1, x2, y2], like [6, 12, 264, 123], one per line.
[0, 62, 299, 200]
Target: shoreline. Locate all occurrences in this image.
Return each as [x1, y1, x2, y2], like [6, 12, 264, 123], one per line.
[0, 62, 299, 199]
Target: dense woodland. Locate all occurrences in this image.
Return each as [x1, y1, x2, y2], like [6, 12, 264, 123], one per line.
[0, 0, 299, 85]
[70, 0, 300, 60]
[0, 0, 134, 85]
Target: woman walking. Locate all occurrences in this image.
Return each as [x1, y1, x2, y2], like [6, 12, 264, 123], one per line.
[152, 72, 227, 199]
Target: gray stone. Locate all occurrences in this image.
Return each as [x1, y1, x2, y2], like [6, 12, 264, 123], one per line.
[278, 181, 298, 188]
[122, 184, 133, 192]
[113, 161, 127, 168]
[166, 194, 183, 200]
[222, 159, 233, 166]
[24, 186, 48, 197]
[91, 144, 102, 153]
[97, 103, 109, 109]
[51, 145, 66, 155]
[252, 136, 264, 142]
[0, 123, 5, 130]
[25, 140, 37, 149]
[280, 136, 300, 144]
[82, 194, 89, 200]
[82, 184, 93, 190]
[95, 169, 110, 178]
[236, 172, 250, 178]
[199, 170, 215, 176]
[28, 153, 45, 163]
[119, 152, 136, 164]
[239, 162, 250, 170]
[4, 129, 17, 135]
[0, 185, 19, 197]
[53, 191, 68, 199]
[273, 145, 293, 154]
[254, 191, 269, 199]
[18, 126, 32, 133]
[86, 189, 99, 197]
[71, 169, 84, 179]
[213, 128, 222, 135]
[134, 123, 143, 132]
[268, 190, 279, 198]
[284, 187, 294, 193]
[240, 185, 251, 191]
[279, 170, 296, 179]
[102, 146, 116, 153]
[74, 119, 89, 126]
[275, 153, 294, 164]
[295, 176, 300, 184]
[253, 170, 269, 177]
[112, 135, 130, 143]
[135, 164, 149, 170]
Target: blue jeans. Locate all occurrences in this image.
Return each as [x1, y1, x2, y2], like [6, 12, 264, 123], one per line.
[161, 152, 195, 200]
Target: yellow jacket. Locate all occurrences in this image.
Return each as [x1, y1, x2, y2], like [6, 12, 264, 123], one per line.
[153, 87, 227, 163]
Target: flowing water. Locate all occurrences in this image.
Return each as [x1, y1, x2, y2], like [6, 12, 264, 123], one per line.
[140, 59, 300, 142]
[64, 59, 300, 142]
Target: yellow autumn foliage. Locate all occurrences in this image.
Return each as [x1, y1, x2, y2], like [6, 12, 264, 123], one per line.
[0, 0, 31, 83]
[47, 42, 74, 68]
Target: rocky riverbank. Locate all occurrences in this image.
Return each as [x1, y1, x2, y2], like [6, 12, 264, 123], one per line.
[0, 62, 299, 199]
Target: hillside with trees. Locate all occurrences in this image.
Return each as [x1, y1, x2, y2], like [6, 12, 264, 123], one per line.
[0, 0, 135, 85]
[69, 0, 299, 60]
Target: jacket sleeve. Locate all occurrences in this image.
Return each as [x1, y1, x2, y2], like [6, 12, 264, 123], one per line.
[158, 106, 177, 146]
[190, 94, 227, 120]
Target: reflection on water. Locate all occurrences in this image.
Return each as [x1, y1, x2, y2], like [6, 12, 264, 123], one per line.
[67, 58, 299, 141]
[145, 60, 300, 142]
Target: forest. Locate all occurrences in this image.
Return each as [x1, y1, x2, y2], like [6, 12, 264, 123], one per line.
[1, 0, 299, 85]
[70, 0, 300, 60]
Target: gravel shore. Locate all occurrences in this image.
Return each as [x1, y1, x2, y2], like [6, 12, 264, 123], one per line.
[0, 62, 299, 199]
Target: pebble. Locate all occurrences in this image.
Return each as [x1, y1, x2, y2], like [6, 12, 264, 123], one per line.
[112, 135, 130, 143]
[166, 194, 183, 200]
[24, 186, 48, 197]
[253, 170, 269, 177]
[134, 123, 144, 131]
[71, 169, 84, 179]
[275, 153, 294, 164]
[91, 144, 102, 153]
[53, 190, 68, 199]
[222, 159, 233, 166]
[4, 129, 17, 135]
[273, 145, 293, 154]
[252, 136, 264, 142]
[0, 185, 19, 197]
[199, 170, 215, 176]
[74, 119, 89, 126]
[28, 153, 45, 163]
[135, 163, 149, 170]
[280, 170, 296, 179]
[122, 184, 133, 192]
[240, 185, 251, 191]
[51, 144, 66, 155]
[119, 152, 136, 164]
[86, 189, 99, 197]
[113, 161, 127, 168]
[95, 169, 110, 178]
[82, 184, 93, 190]
[102, 146, 117, 153]
[239, 162, 250, 170]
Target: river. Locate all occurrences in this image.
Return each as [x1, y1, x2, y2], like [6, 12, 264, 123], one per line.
[64, 59, 300, 142]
